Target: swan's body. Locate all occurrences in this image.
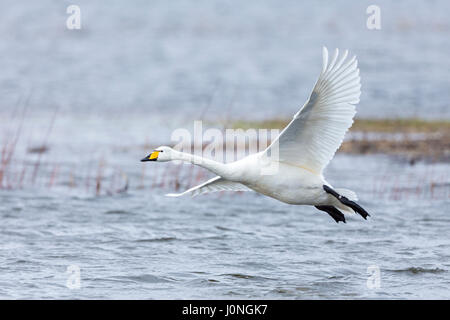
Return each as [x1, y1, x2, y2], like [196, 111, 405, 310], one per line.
[142, 47, 370, 223]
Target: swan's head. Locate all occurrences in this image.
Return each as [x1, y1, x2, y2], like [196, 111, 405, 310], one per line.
[141, 146, 173, 162]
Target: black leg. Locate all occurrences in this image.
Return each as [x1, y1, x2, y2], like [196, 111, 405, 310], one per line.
[315, 205, 346, 223]
[323, 185, 370, 220]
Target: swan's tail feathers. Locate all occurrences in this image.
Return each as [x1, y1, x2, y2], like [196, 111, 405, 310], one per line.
[334, 188, 358, 201]
[323, 185, 370, 220]
[315, 205, 346, 223]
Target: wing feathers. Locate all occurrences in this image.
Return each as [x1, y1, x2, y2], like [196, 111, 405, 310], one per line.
[326, 48, 339, 73]
[264, 47, 361, 173]
[321, 46, 328, 73]
[166, 176, 252, 197]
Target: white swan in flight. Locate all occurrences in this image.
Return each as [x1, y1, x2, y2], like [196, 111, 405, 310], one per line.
[141, 47, 369, 223]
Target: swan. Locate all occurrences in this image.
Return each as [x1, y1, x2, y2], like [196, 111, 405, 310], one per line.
[141, 47, 370, 223]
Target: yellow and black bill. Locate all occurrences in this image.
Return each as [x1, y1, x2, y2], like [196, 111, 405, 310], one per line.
[141, 151, 159, 162]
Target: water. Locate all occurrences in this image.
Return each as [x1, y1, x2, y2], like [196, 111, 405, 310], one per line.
[0, 1, 449, 299]
[1, 155, 449, 299]
[0, 0, 449, 123]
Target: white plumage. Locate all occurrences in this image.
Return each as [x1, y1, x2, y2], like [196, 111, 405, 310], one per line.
[142, 47, 369, 223]
[166, 176, 252, 197]
[266, 47, 360, 174]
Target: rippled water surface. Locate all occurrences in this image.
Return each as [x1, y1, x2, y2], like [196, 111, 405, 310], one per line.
[0, 0, 449, 123]
[1, 155, 449, 299]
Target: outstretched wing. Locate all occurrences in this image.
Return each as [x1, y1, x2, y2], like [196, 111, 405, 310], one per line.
[166, 176, 252, 197]
[264, 47, 361, 174]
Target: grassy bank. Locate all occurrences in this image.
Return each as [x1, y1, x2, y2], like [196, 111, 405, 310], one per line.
[230, 118, 450, 162]
[231, 118, 450, 133]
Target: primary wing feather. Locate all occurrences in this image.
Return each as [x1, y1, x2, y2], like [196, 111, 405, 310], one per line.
[166, 176, 252, 197]
[265, 47, 361, 174]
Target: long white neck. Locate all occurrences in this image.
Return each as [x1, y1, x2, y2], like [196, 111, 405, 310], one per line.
[171, 150, 229, 178]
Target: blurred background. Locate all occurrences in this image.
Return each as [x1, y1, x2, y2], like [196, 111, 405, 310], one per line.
[0, 0, 449, 299]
